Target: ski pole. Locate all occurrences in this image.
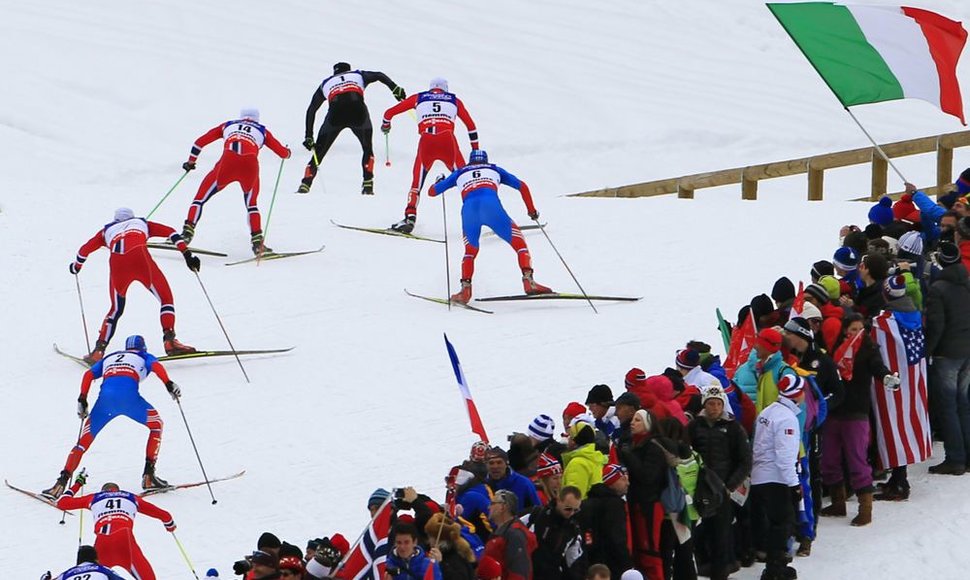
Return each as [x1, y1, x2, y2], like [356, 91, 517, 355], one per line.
[533, 219, 598, 314]
[257, 156, 286, 265]
[441, 193, 452, 311]
[172, 531, 201, 580]
[73, 274, 91, 354]
[146, 170, 190, 219]
[175, 397, 217, 505]
[384, 133, 391, 167]
[193, 273, 250, 383]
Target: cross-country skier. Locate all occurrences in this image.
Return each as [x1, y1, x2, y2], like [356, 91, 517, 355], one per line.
[298, 62, 406, 195]
[42, 335, 182, 499]
[181, 108, 291, 255]
[42, 545, 127, 580]
[71, 208, 200, 363]
[381, 77, 479, 234]
[55, 473, 176, 580]
[428, 150, 551, 303]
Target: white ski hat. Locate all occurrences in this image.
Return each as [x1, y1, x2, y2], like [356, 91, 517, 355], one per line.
[429, 77, 449, 92]
[113, 207, 135, 222]
[240, 107, 260, 122]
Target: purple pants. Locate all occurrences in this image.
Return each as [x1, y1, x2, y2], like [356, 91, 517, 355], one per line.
[821, 417, 873, 491]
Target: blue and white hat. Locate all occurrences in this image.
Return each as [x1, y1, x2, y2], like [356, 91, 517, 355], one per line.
[527, 414, 555, 441]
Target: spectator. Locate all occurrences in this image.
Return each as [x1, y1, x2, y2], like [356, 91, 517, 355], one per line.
[536, 452, 564, 505]
[811, 260, 834, 282]
[955, 217, 970, 278]
[369, 489, 392, 517]
[585, 563, 611, 580]
[426, 513, 476, 580]
[563, 402, 588, 436]
[525, 485, 586, 579]
[611, 391, 641, 447]
[833, 246, 862, 294]
[577, 464, 633, 578]
[675, 349, 720, 389]
[847, 253, 889, 318]
[484, 490, 536, 580]
[249, 551, 280, 580]
[279, 554, 304, 579]
[563, 422, 608, 498]
[804, 281, 842, 351]
[385, 522, 442, 580]
[771, 276, 796, 323]
[924, 241, 970, 476]
[485, 447, 541, 512]
[586, 384, 621, 437]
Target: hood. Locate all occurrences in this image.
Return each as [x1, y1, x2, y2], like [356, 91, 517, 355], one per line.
[644, 375, 676, 401]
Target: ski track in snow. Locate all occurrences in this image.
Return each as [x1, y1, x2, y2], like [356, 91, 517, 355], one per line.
[3, 0, 970, 577]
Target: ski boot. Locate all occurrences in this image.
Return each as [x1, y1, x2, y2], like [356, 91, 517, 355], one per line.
[83, 340, 108, 365]
[450, 279, 473, 304]
[522, 268, 553, 295]
[296, 182, 311, 194]
[142, 459, 170, 491]
[251, 231, 273, 255]
[390, 215, 416, 234]
[163, 330, 196, 356]
[40, 470, 71, 501]
[181, 221, 195, 246]
[361, 178, 374, 195]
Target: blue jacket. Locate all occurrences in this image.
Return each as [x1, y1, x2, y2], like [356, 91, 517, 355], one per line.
[385, 546, 442, 580]
[487, 469, 541, 511]
[734, 350, 760, 402]
[912, 190, 943, 246]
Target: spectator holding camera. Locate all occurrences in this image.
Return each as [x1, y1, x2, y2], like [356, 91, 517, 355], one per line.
[384, 522, 442, 580]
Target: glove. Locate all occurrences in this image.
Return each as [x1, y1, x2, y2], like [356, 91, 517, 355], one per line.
[884, 372, 901, 391]
[315, 539, 341, 567]
[303, 136, 315, 151]
[69, 262, 82, 275]
[392, 86, 407, 101]
[380, 120, 391, 134]
[74, 471, 88, 487]
[528, 210, 540, 220]
[183, 252, 201, 272]
[77, 395, 89, 419]
[164, 519, 177, 532]
[233, 560, 253, 575]
[165, 380, 181, 400]
[182, 161, 196, 171]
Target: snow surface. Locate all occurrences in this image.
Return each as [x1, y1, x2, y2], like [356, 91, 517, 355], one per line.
[3, 0, 970, 577]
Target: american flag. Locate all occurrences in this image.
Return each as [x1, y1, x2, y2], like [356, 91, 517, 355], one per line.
[870, 309, 932, 469]
[334, 498, 392, 580]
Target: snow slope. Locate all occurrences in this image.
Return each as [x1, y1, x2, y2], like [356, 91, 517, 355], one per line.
[2, 0, 970, 577]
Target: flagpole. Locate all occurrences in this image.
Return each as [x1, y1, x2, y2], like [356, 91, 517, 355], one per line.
[330, 496, 392, 576]
[843, 107, 909, 183]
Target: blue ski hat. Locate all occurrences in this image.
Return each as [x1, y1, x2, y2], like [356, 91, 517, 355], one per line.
[469, 149, 488, 164]
[868, 196, 893, 226]
[125, 335, 146, 352]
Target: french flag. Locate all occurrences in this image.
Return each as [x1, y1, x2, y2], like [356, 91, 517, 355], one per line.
[444, 333, 489, 443]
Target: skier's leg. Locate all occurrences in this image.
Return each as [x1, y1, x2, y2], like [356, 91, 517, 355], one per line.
[350, 118, 375, 193]
[185, 164, 224, 227]
[301, 120, 341, 189]
[144, 263, 175, 337]
[63, 418, 95, 473]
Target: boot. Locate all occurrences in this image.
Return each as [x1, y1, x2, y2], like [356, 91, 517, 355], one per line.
[796, 538, 812, 557]
[450, 279, 472, 304]
[163, 330, 196, 355]
[83, 340, 108, 365]
[361, 179, 374, 195]
[521, 268, 553, 295]
[820, 483, 847, 517]
[851, 491, 873, 526]
[296, 183, 311, 194]
[928, 461, 967, 475]
[40, 470, 71, 501]
[874, 482, 909, 501]
[142, 459, 170, 491]
[251, 231, 272, 255]
[181, 221, 195, 246]
[390, 215, 416, 234]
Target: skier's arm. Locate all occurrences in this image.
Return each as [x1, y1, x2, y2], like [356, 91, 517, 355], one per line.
[79, 368, 98, 398]
[455, 99, 479, 150]
[55, 492, 92, 511]
[360, 70, 404, 98]
[135, 496, 176, 531]
[428, 171, 459, 197]
[495, 167, 537, 216]
[149, 359, 172, 384]
[305, 88, 326, 140]
[263, 129, 291, 159]
[71, 231, 106, 273]
[381, 94, 418, 129]
[146, 221, 188, 251]
[186, 125, 224, 165]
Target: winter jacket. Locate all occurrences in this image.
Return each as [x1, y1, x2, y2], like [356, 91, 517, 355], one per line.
[912, 189, 944, 245]
[435, 542, 475, 580]
[961, 240, 970, 274]
[725, 381, 757, 434]
[818, 302, 845, 352]
[458, 483, 493, 543]
[751, 398, 801, 486]
[385, 546, 442, 580]
[487, 469, 541, 513]
[561, 443, 607, 498]
[594, 408, 622, 438]
[676, 452, 702, 522]
[901, 269, 924, 311]
[688, 412, 751, 492]
[643, 375, 688, 425]
[577, 483, 633, 578]
[734, 350, 760, 402]
[925, 262, 970, 358]
[683, 366, 721, 389]
[617, 433, 671, 507]
[524, 502, 586, 580]
[484, 519, 537, 580]
[793, 345, 844, 411]
[855, 279, 886, 319]
[831, 336, 889, 419]
[754, 352, 799, 413]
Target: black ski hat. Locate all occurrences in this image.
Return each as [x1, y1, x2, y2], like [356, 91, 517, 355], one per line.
[771, 277, 796, 303]
[585, 384, 614, 405]
[750, 293, 774, 320]
[77, 545, 98, 565]
[811, 260, 834, 282]
[333, 62, 351, 74]
[258, 532, 281, 550]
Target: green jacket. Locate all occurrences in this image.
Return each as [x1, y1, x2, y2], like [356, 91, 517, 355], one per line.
[676, 452, 702, 522]
[562, 443, 608, 498]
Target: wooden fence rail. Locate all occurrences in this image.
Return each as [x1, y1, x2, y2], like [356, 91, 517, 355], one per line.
[569, 130, 970, 202]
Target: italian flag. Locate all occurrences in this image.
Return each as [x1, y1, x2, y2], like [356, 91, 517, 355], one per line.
[768, 2, 967, 124]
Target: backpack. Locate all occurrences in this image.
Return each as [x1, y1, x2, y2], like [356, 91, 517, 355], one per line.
[652, 440, 688, 514]
[693, 465, 726, 519]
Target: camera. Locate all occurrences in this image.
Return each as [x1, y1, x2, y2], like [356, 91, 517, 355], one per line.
[232, 558, 252, 575]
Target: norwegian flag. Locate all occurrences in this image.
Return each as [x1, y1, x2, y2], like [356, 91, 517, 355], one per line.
[833, 330, 863, 381]
[334, 498, 392, 579]
[723, 309, 757, 379]
[870, 309, 932, 470]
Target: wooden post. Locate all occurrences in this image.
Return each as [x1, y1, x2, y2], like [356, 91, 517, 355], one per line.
[741, 168, 758, 200]
[677, 181, 694, 199]
[871, 152, 888, 201]
[937, 136, 953, 189]
[808, 165, 824, 201]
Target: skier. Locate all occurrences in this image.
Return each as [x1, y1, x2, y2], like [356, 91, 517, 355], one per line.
[298, 62, 406, 195]
[381, 77, 479, 233]
[42, 335, 182, 499]
[71, 208, 200, 363]
[428, 150, 551, 303]
[42, 545, 127, 580]
[55, 473, 177, 580]
[181, 108, 291, 255]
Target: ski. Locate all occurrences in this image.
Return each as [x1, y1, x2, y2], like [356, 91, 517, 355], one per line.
[475, 293, 642, 303]
[139, 470, 246, 497]
[225, 245, 325, 266]
[147, 242, 228, 257]
[5, 481, 75, 514]
[330, 220, 445, 244]
[483, 223, 546, 238]
[404, 289, 493, 314]
[55, 343, 294, 368]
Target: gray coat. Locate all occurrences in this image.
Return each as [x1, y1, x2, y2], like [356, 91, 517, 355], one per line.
[925, 263, 970, 358]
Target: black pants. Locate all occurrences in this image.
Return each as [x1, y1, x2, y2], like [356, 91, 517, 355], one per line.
[303, 108, 374, 184]
[750, 483, 794, 563]
[695, 493, 734, 578]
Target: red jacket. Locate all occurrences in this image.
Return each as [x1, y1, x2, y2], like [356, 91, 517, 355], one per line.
[484, 519, 537, 580]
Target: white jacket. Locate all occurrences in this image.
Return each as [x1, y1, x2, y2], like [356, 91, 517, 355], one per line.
[683, 366, 720, 389]
[751, 397, 801, 486]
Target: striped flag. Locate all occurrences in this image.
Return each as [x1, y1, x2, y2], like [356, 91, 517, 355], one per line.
[870, 309, 932, 469]
[444, 333, 490, 443]
[334, 497, 392, 579]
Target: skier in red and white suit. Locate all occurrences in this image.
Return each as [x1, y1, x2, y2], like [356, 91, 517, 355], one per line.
[71, 208, 200, 363]
[57, 476, 176, 580]
[181, 108, 291, 255]
[381, 78, 479, 233]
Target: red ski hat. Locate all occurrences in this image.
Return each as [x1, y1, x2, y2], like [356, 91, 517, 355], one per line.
[536, 452, 562, 478]
[563, 402, 586, 421]
[602, 464, 627, 486]
[279, 556, 304, 573]
[477, 555, 503, 579]
[624, 367, 647, 390]
[755, 328, 783, 354]
[329, 533, 350, 556]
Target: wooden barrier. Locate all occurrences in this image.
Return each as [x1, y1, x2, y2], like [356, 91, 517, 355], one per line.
[569, 130, 970, 201]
